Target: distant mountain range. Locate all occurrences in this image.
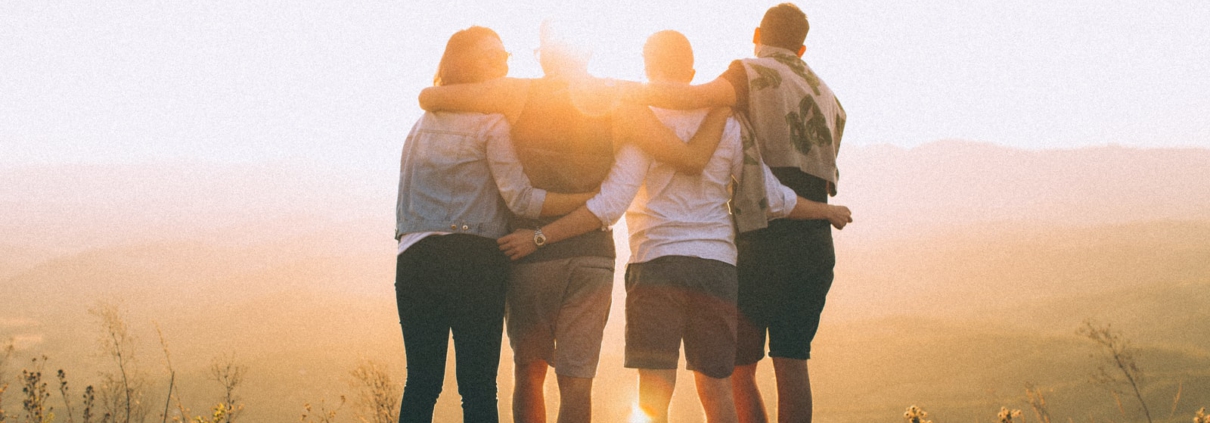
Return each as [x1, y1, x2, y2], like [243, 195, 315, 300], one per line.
[834, 140, 1210, 239]
[5, 140, 1206, 252]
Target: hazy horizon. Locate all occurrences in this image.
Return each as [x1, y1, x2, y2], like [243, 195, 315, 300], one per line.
[3, 141, 1208, 422]
[3, 0, 1209, 170]
[3, 1, 1209, 421]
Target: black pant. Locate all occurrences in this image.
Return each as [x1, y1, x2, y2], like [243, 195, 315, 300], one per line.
[395, 234, 509, 423]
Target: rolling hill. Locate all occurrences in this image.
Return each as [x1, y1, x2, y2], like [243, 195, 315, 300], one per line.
[2, 141, 1209, 421]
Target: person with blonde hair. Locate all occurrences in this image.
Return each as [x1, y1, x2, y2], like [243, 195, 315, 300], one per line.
[394, 26, 594, 423]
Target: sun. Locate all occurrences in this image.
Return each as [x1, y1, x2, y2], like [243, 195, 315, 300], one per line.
[490, 4, 657, 81]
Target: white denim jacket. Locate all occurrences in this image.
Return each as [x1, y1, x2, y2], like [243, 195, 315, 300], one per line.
[395, 112, 546, 240]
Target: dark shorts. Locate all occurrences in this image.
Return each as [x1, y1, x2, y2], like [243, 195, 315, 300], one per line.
[735, 218, 835, 364]
[624, 255, 738, 379]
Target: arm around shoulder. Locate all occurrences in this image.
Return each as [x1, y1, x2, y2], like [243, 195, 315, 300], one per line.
[614, 105, 729, 175]
[496, 206, 606, 261]
[418, 77, 529, 121]
[624, 77, 737, 110]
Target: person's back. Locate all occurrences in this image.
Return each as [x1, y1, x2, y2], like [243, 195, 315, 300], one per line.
[394, 27, 518, 423]
[397, 112, 514, 240]
[507, 76, 618, 265]
[624, 107, 741, 263]
[616, 5, 853, 423]
[607, 29, 808, 423]
[500, 21, 619, 423]
[511, 77, 615, 193]
[725, 6, 847, 423]
[732, 47, 844, 194]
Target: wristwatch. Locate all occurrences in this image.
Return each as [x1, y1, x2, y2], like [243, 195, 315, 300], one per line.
[533, 228, 547, 248]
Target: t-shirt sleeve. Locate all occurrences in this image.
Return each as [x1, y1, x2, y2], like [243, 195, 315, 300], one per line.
[720, 60, 749, 112]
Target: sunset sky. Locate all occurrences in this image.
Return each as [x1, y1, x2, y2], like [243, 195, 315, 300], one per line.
[2, 0, 1208, 170]
[4, 3, 1210, 421]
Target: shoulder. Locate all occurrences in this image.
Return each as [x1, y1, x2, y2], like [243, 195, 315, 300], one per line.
[727, 59, 749, 73]
[721, 60, 749, 86]
[499, 77, 533, 96]
[476, 112, 512, 137]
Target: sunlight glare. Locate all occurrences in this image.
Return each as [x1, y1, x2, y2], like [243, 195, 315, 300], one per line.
[629, 401, 653, 423]
[536, 5, 651, 81]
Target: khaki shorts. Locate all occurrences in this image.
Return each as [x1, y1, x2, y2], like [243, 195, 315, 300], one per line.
[506, 256, 614, 379]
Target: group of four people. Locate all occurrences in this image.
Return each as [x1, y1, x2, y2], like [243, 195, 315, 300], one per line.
[394, 3, 850, 422]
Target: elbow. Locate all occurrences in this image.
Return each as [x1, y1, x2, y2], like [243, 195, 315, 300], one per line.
[417, 89, 435, 111]
[511, 203, 536, 219]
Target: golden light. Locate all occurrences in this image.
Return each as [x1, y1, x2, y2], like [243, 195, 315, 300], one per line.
[629, 401, 654, 423]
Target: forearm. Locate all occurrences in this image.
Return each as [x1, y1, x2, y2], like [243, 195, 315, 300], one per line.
[786, 197, 830, 220]
[617, 105, 727, 175]
[785, 197, 853, 229]
[418, 78, 526, 120]
[540, 205, 606, 245]
[496, 204, 612, 260]
[622, 80, 735, 110]
[540, 192, 596, 217]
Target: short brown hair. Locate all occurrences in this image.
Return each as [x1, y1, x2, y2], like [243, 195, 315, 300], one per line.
[434, 26, 504, 86]
[643, 30, 694, 82]
[760, 3, 809, 51]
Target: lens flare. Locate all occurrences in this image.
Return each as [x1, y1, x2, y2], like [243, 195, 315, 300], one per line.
[629, 401, 653, 423]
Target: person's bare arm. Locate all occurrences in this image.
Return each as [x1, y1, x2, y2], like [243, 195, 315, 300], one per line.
[614, 105, 728, 175]
[618, 77, 737, 110]
[498, 145, 648, 260]
[539, 191, 596, 217]
[497, 206, 604, 260]
[756, 160, 853, 229]
[418, 77, 530, 122]
[786, 198, 852, 229]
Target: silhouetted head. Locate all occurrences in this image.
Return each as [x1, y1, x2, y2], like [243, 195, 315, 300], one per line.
[537, 20, 592, 77]
[434, 26, 509, 86]
[643, 30, 695, 84]
[756, 3, 809, 55]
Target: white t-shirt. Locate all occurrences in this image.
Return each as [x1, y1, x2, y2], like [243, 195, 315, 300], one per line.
[584, 108, 798, 265]
[397, 232, 450, 256]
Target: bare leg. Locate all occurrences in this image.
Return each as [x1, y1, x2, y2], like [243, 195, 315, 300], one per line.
[514, 361, 549, 423]
[732, 362, 768, 423]
[556, 374, 593, 423]
[637, 369, 677, 423]
[771, 358, 812, 423]
[694, 371, 739, 423]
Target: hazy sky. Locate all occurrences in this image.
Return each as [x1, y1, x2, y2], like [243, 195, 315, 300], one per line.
[2, 0, 1208, 170]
